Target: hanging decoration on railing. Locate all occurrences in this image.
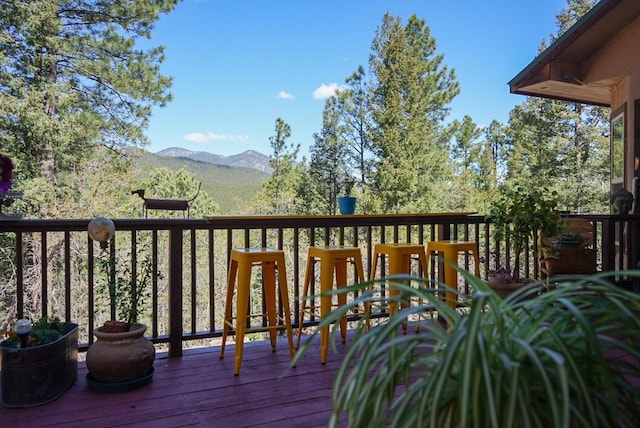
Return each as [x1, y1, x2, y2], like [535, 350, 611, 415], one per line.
[88, 217, 116, 249]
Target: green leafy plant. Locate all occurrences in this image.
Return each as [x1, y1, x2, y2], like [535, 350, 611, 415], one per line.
[488, 185, 562, 280]
[551, 230, 587, 249]
[294, 271, 640, 427]
[1, 316, 65, 348]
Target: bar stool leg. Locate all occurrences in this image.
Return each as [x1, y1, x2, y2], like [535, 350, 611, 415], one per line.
[319, 255, 334, 364]
[353, 257, 369, 330]
[232, 258, 251, 375]
[276, 261, 295, 359]
[413, 251, 430, 331]
[262, 261, 278, 351]
[388, 252, 409, 334]
[220, 259, 238, 359]
[296, 254, 314, 350]
[334, 257, 349, 343]
[442, 248, 459, 309]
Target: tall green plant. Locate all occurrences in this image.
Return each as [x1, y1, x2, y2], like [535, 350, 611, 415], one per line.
[489, 185, 561, 279]
[96, 243, 155, 329]
[294, 271, 640, 427]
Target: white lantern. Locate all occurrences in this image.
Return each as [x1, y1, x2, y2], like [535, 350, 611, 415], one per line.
[88, 217, 116, 243]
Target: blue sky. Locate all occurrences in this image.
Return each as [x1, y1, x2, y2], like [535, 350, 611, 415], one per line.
[144, 0, 566, 158]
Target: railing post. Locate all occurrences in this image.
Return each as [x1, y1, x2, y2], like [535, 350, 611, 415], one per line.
[438, 223, 451, 240]
[168, 228, 183, 357]
[627, 215, 639, 271]
[601, 217, 615, 272]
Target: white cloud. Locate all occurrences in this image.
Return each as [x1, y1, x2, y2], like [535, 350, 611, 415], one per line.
[277, 91, 295, 100]
[313, 83, 348, 99]
[183, 132, 249, 143]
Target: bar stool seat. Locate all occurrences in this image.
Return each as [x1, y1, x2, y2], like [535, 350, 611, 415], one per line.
[370, 243, 429, 333]
[426, 240, 481, 309]
[297, 246, 366, 364]
[220, 248, 294, 375]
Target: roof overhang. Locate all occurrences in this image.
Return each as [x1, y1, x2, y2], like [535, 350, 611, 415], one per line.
[508, 0, 640, 106]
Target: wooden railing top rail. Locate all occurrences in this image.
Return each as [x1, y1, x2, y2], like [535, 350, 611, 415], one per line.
[0, 211, 482, 231]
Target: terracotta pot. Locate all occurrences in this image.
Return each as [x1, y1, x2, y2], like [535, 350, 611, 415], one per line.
[86, 323, 155, 383]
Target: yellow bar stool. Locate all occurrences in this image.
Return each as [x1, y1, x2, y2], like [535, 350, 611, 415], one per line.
[297, 246, 366, 364]
[426, 240, 481, 309]
[220, 248, 294, 375]
[370, 243, 429, 333]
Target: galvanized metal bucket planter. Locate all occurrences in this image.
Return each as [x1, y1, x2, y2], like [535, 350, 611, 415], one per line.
[0, 322, 78, 408]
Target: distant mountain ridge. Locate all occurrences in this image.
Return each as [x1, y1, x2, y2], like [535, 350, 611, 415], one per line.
[156, 147, 272, 173]
[137, 149, 270, 214]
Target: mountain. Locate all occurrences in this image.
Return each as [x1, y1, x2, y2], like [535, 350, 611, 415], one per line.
[156, 147, 272, 173]
[136, 150, 270, 214]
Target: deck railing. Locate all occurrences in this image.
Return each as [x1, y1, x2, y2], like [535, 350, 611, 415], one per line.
[0, 213, 638, 357]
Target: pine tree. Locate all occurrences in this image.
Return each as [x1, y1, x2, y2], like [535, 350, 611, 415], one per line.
[306, 97, 349, 215]
[448, 115, 485, 211]
[369, 14, 459, 213]
[503, 0, 609, 213]
[335, 66, 374, 191]
[0, 0, 177, 216]
[256, 117, 302, 215]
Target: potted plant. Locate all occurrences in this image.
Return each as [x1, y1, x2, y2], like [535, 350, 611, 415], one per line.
[540, 220, 596, 277]
[487, 185, 562, 296]
[551, 230, 587, 249]
[0, 316, 79, 407]
[337, 175, 356, 215]
[85, 217, 156, 392]
[294, 271, 640, 426]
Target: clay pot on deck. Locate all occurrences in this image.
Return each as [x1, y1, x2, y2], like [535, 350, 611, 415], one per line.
[86, 323, 155, 385]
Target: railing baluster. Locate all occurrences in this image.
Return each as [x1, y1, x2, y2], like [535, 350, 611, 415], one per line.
[168, 228, 183, 357]
[190, 228, 197, 334]
[41, 231, 48, 318]
[16, 231, 23, 320]
[64, 231, 71, 322]
[152, 229, 159, 338]
[208, 228, 215, 333]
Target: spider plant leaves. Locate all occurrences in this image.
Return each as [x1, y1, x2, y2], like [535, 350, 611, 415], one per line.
[295, 269, 640, 428]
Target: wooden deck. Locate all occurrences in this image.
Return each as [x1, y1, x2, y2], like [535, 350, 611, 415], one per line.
[1, 334, 348, 428]
[2, 327, 639, 427]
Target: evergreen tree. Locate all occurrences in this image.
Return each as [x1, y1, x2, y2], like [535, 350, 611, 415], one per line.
[256, 117, 302, 215]
[368, 14, 459, 213]
[484, 120, 509, 184]
[503, 0, 609, 213]
[448, 115, 484, 210]
[0, 0, 177, 216]
[306, 97, 349, 215]
[335, 66, 374, 190]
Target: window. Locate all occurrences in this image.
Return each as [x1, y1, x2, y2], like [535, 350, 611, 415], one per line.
[611, 105, 625, 188]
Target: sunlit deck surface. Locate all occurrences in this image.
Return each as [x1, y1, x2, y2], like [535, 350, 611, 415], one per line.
[1, 334, 349, 428]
